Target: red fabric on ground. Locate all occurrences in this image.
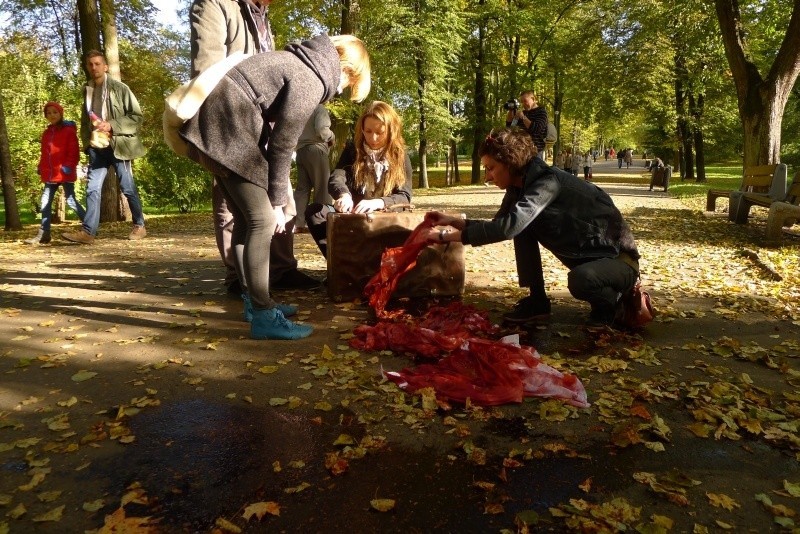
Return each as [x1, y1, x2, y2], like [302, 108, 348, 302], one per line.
[357, 224, 589, 408]
[351, 302, 499, 358]
[385, 337, 589, 408]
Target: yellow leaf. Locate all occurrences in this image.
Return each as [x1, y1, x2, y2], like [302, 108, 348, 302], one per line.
[18, 471, 47, 491]
[71, 370, 97, 382]
[57, 397, 78, 407]
[32, 505, 64, 522]
[36, 491, 62, 502]
[706, 492, 740, 511]
[370, 498, 396, 512]
[83, 499, 105, 512]
[6, 503, 25, 519]
[314, 401, 332, 411]
[98, 507, 158, 533]
[214, 517, 242, 533]
[333, 434, 355, 446]
[242, 501, 280, 521]
[269, 398, 288, 406]
[258, 365, 279, 374]
[284, 482, 310, 494]
[784, 480, 800, 497]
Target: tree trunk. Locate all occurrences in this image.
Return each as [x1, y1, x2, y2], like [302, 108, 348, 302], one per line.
[340, 0, 359, 35]
[0, 94, 22, 231]
[450, 138, 460, 184]
[100, 0, 120, 80]
[674, 56, 691, 180]
[691, 92, 707, 182]
[414, 5, 428, 190]
[714, 0, 800, 167]
[77, 0, 101, 69]
[470, 4, 487, 185]
[552, 70, 563, 157]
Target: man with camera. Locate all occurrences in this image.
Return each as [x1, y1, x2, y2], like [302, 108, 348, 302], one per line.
[505, 90, 548, 153]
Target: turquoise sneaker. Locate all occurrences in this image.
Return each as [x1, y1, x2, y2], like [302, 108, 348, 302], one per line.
[250, 308, 313, 340]
[242, 294, 297, 322]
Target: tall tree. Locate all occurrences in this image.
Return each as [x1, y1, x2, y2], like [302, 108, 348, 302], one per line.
[714, 0, 800, 167]
[0, 94, 22, 231]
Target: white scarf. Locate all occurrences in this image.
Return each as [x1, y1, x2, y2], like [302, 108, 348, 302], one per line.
[363, 143, 389, 185]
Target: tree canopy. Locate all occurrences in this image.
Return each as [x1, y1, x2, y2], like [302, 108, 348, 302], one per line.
[1, 0, 798, 217]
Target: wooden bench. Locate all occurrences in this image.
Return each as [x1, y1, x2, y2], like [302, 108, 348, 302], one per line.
[730, 170, 800, 224]
[764, 173, 800, 245]
[705, 163, 787, 213]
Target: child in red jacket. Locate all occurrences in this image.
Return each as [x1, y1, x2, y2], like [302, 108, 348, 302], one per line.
[25, 102, 86, 244]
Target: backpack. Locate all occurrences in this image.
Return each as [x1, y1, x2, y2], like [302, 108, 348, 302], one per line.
[545, 122, 557, 144]
[163, 52, 248, 157]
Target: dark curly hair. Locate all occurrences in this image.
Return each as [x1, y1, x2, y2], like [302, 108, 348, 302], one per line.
[478, 128, 538, 177]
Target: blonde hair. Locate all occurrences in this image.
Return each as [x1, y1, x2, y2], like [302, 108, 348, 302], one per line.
[354, 101, 407, 196]
[329, 34, 371, 102]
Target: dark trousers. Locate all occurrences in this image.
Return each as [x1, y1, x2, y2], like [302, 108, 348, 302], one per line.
[215, 175, 278, 310]
[513, 224, 637, 312]
[212, 175, 297, 288]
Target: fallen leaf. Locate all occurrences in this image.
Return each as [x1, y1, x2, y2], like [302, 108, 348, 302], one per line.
[71, 370, 98, 382]
[707, 492, 740, 511]
[370, 498, 395, 512]
[83, 499, 105, 512]
[32, 505, 64, 522]
[242, 501, 280, 520]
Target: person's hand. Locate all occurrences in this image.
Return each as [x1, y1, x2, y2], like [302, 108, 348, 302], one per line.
[333, 194, 353, 213]
[516, 109, 525, 120]
[96, 121, 112, 133]
[273, 206, 287, 234]
[353, 198, 384, 214]
[424, 211, 462, 229]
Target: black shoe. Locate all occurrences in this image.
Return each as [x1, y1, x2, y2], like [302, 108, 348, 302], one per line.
[226, 278, 243, 295]
[587, 302, 620, 328]
[503, 296, 551, 324]
[271, 269, 321, 290]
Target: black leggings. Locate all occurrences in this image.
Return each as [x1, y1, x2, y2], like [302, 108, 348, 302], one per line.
[216, 175, 278, 309]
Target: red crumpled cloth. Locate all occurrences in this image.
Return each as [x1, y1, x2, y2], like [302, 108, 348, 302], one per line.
[363, 221, 433, 319]
[384, 335, 589, 408]
[357, 223, 589, 408]
[351, 302, 499, 359]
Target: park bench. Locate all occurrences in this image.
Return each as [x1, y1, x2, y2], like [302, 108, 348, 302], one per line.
[729, 170, 800, 224]
[705, 163, 787, 214]
[764, 172, 800, 245]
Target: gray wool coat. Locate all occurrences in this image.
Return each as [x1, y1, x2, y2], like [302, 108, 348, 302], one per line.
[180, 34, 339, 208]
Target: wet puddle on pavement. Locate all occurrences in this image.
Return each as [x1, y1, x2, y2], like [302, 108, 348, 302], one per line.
[98, 398, 594, 531]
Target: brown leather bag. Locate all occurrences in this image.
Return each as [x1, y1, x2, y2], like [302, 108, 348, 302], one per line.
[619, 280, 654, 329]
[326, 209, 465, 303]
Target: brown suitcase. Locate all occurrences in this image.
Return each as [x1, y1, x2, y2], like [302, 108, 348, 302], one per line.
[326, 211, 466, 303]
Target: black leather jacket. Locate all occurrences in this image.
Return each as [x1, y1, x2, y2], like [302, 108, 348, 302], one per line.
[462, 158, 640, 269]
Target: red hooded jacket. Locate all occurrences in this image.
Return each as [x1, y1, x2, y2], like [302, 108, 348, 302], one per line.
[38, 120, 80, 183]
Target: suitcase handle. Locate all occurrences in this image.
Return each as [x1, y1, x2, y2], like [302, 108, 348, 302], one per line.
[384, 202, 414, 213]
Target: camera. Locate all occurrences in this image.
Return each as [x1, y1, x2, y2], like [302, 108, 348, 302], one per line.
[503, 98, 519, 112]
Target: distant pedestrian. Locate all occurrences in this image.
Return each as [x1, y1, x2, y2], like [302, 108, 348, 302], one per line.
[570, 151, 581, 176]
[25, 101, 86, 245]
[582, 151, 593, 181]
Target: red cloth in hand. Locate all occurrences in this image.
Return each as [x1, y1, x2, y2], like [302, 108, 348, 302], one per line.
[363, 221, 433, 318]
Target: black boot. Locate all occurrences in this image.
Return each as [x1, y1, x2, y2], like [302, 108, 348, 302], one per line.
[24, 229, 51, 245]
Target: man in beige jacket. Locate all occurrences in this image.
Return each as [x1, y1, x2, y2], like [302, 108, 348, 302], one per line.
[190, 0, 321, 292]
